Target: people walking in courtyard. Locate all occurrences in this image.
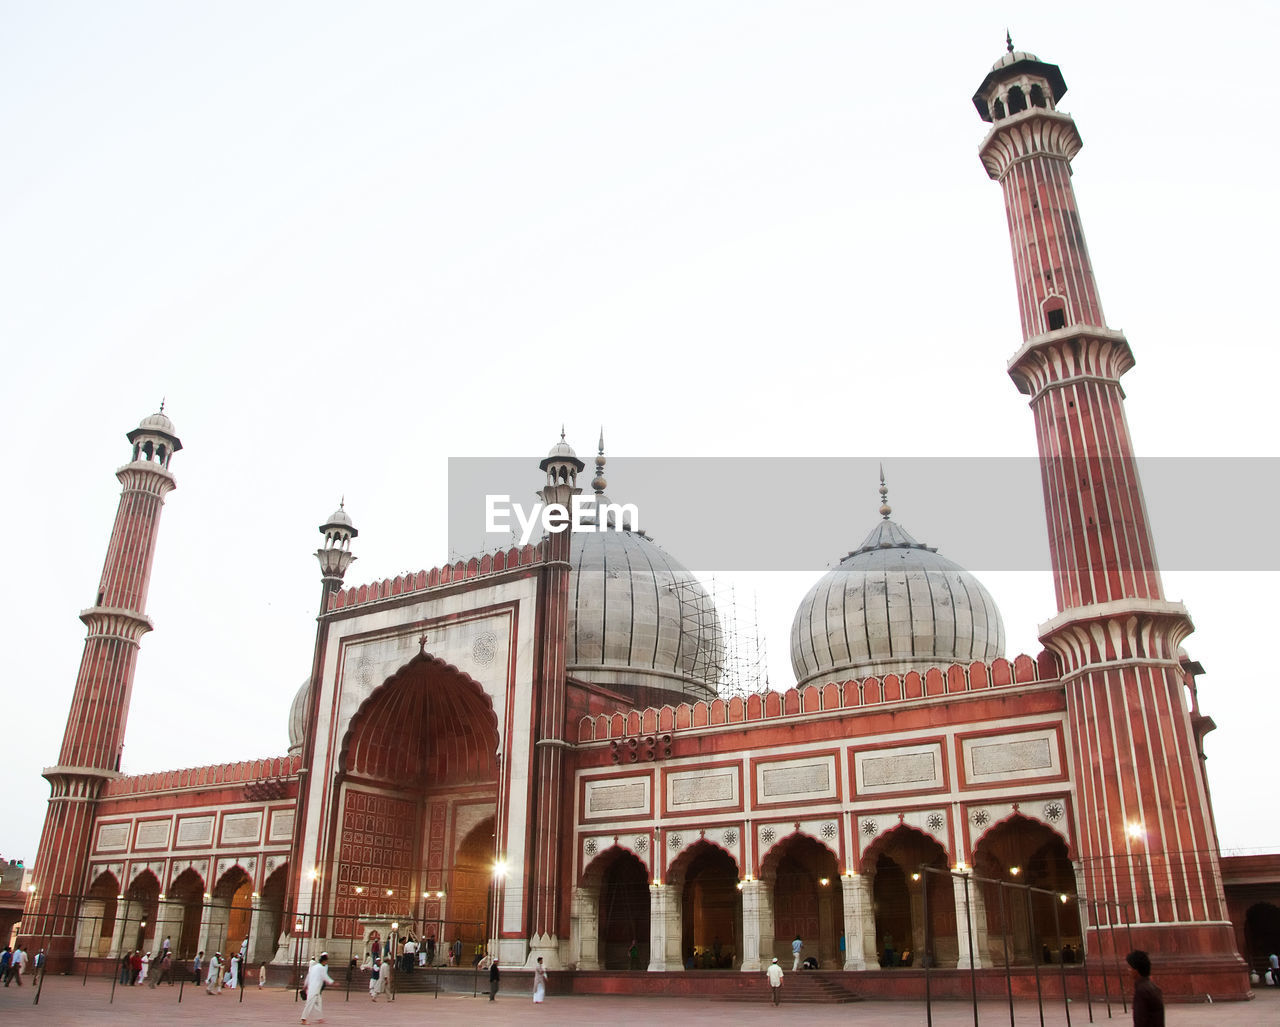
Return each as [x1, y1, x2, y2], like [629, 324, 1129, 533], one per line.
[300, 951, 333, 1025]
[791, 934, 803, 971]
[766, 956, 784, 1004]
[1125, 950, 1165, 1026]
[532, 956, 547, 1003]
[205, 951, 222, 994]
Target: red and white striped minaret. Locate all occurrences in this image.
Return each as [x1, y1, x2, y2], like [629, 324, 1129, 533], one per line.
[523, 431, 582, 968]
[975, 43, 1247, 995]
[29, 407, 182, 969]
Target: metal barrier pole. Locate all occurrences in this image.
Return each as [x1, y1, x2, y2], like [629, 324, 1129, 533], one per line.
[1052, 891, 1071, 1027]
[1077, 896, 1095, 1023]
[1104, 901, 1125, 1014]
[962, 872, 978, 1027]
[922, 865, 932, 1027]
[1026, 886, 1044, 1027]
[998, 883, 1015, 1027]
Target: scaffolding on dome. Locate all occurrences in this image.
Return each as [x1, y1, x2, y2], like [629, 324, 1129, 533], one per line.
[671, 575, 769, 699]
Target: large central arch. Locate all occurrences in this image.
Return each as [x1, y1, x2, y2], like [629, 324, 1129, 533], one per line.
[329, 653, 501, 946]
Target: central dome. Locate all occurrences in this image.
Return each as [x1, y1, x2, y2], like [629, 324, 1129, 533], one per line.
[790, 496, 1005, 686]
[567, 527, 722, 702]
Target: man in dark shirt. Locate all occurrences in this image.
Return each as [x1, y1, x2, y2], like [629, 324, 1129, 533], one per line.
[1125, 950, 1165, 1027]
[488, 958, 500, 1001]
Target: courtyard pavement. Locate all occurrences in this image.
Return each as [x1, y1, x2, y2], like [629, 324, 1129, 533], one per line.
[0, 975, 1276, 1025]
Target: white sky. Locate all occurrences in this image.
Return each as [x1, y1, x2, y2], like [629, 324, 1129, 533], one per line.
[2, 2, 1277, 867]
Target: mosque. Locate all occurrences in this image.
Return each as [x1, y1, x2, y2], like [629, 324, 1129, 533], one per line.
[23, 44, 1276, 1000]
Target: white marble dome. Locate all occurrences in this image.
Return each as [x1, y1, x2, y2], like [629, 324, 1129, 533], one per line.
[567, 527, 722, 701]
[287, 677, 310, 755]
[790, 515, 1005, 687]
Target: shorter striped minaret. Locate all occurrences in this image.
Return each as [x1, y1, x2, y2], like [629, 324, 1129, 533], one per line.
[29, 407, 181, 969]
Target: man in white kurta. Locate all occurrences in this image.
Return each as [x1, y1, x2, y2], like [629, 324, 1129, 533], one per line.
[300, 953, 334, 1024]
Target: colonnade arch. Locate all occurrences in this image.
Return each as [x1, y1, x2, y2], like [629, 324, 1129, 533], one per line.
[760, 833, 843, 967]
[573, 847, 650, 970]
[77, 871, 119, 958]
[669, 841, 741, 969]
[860, 826, 958, 967]
[972, 814, 1080, 965]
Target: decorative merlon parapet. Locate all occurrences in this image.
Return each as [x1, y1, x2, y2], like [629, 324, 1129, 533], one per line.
[1007, 326, 1134, 397]
[577, 653, 1057, 743]
[1038, 599, 1194, 677]
[978, 108, 1082, 180]
[328, 542, 546, 612]
[115, 461, 177, 494]
[100, 753, 302, 797]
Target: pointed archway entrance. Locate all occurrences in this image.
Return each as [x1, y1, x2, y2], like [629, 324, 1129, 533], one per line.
[331, 653, 501, 956]
[669, 841, 742, 969]
[762, 833, 843, 968]
[973, 815, 1080, 965]
[861, 826, 956, 967]
[574, 847, 650, 970]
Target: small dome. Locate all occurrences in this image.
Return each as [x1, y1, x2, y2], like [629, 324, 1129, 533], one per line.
[138, 409, 176, 434]
[546, 439, 578, 461]
[326, 505, 354, 528]
[790, 515, 1005, 686]
[991, 49, 1041, 71]
[287, 678, 311, 755]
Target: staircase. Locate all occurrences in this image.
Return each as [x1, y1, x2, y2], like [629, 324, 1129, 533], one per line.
[714, 971, 862, 1004]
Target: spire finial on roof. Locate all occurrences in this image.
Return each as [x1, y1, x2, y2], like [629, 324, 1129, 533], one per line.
[560, 424, 566, 442]
[592, 427, 608, 495]
[1006, 29, 1014, 53]
[159, 397, 166, 414]
[339, 495, 345, 509]
[878, 464, 892, 520]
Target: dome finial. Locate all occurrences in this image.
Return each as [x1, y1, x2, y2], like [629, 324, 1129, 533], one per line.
[878, 464, 892, 520]
[592, 427, 608, 495]
[560, 424, 566, 442]
[1006, 28, 1014, 53]
[159, 397, 166, 414]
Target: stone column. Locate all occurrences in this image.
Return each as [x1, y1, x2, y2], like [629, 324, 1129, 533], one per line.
[817, 883, 837, 967]
[954, 873, 992, 969]
[76, 900, 106, 958]
[570, 886, 600, 970]
[108, 899, 132, 961]
[840, 875, 871, 970]
[647, 884, 683, 971]
[739, 881, 772, 971]
[152, 900, 185, 957]
[198, 899, 230, 961]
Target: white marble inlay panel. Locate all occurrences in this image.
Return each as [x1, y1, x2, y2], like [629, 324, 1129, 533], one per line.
[96, 823, 128, 851]
[584, 777, 650, 819]
[177, 816, 214, 846]
[221, 811, 263, 845]
[963, 729, 1060, 784]
[854, 743, 943, 795]
[134, 820, 171, 848]
[668, 768, 737, 810]
[756, 755, 837, 802]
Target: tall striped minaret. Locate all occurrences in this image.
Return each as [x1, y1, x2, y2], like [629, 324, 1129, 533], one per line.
[29, 407, 181, 969]
[975, 43, 1246, 995]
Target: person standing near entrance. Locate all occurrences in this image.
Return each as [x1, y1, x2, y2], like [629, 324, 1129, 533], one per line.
[1125, 950, 1165, 1027]
[791, 934, 803, 971]
[488, 958, 500, 1001]
[192, 951, 203, 985]
[766, 957, 784, 1005]
[205, 951, 222, 995]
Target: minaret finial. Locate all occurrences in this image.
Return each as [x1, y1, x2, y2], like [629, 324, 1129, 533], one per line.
[1006, 29, 1014, 53]
[592, 427, 608, 495]
[560, 424, 566, 442]
[340, 495, 345, 509]
[878, 464, 892, 520]
[159, 397, 166, 414]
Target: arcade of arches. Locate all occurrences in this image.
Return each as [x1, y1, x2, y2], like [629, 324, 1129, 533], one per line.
[572, 819, 1081, 972]
[328, 656, 500, 957]
[75, 864, 287, 965]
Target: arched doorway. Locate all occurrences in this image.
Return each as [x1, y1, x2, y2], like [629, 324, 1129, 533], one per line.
[80, 871, 119, 958]
[763, 834, 843, 968]
[255, 864, 287, 964]
[670, 842, 741, 969]
[862, 826, 954, 968]
[126, 871, 160, 955]
[973, 815, 1080, 965]
[335, 654, 501, 952]
[1244, 902, 1280, 976]
[212, 866, 253, 964]
[167, 868, 205, 958]
[575, 847, 650, 970]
